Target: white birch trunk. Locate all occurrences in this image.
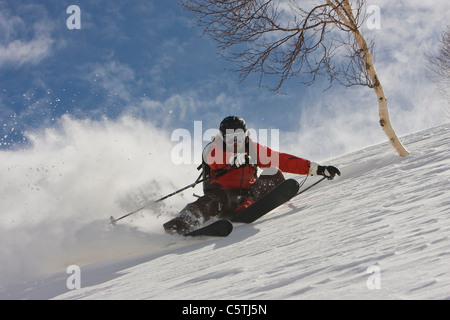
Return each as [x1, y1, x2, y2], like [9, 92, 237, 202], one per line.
[328, 0, 410, 156]
[352, 29, 410, 156]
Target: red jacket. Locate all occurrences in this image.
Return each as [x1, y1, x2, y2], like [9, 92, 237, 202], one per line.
[203, 138, 311, 191]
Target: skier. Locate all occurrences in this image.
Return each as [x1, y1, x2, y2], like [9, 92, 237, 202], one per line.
[163, 116, 340, 234]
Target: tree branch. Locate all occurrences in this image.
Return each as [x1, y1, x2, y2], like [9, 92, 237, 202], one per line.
[182, 0, 373, 91]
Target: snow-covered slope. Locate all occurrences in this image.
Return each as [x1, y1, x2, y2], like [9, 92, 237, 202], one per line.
[1, 123, 450, 300]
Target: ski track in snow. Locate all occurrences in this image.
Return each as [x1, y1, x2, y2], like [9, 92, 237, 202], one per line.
[1, 123, 450, 300]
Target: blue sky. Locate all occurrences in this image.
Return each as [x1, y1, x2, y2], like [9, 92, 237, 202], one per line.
[1, 0, 449, 160]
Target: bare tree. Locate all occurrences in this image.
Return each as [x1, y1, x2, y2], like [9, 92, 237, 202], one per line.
[182, 0, 410, 156]
[427, 26, 450, 105]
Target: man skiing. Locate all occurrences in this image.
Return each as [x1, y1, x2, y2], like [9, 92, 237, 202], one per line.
[163, 116, 340, 235]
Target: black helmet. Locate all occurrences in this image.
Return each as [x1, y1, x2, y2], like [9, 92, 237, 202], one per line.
[219, 116, 248, 137]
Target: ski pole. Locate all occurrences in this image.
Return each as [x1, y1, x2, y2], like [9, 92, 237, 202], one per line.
[110, 167, 231, 226]
[295, 176, 327, 197]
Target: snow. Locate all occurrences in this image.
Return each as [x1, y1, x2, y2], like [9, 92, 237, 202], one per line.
[1, 122, 449, 300]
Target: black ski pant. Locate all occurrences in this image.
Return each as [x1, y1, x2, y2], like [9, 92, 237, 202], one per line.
[163, 167, 285, 233]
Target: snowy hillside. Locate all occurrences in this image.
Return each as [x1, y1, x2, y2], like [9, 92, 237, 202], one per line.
[1, 123, 449, 300]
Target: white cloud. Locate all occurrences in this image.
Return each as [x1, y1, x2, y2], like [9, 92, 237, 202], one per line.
[368, 0, 449, 127]
[0, 10, 54, 68]
[86, 60, 136, 102]
[129, 91, 232, 128]
[0, 35, 53, 67]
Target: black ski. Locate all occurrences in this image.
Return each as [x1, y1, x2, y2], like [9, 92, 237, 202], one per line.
[231, 178, 300, 223]
[184, 178, 300, 237]
[184, 219, 233, 237]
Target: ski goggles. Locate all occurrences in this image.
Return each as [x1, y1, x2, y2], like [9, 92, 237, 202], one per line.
[224, 130, 248, 145]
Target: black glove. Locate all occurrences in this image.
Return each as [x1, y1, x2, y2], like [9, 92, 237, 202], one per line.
[317, 165, 341, 180]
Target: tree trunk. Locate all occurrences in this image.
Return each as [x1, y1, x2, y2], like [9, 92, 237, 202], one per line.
[352, 29, 410, 156]
[330, 0, 410, 156]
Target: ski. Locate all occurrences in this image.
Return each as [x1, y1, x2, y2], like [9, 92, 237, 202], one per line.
[184, 219, 233, 237]
[231, 178, 300, 223]
[184, 178, 300, 237]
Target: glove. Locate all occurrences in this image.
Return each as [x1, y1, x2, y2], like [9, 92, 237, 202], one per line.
[317, 165, 341, 180]
[229, 153, 250, 168]
[310, 162, 341, 180]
